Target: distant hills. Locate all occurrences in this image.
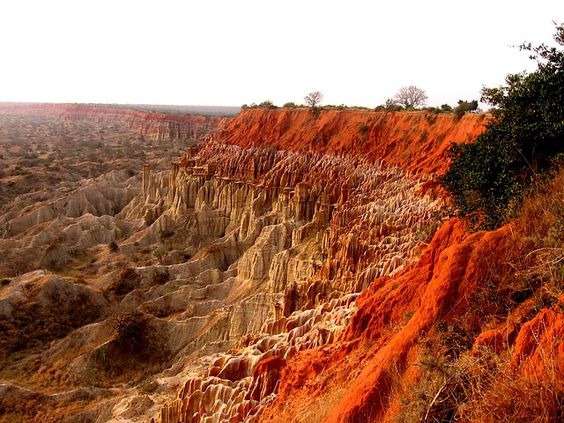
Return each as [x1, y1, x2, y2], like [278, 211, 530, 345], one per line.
[0, 102, 241, 117]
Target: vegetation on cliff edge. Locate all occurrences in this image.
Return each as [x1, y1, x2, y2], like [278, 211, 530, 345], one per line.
[443, 23, 564, 227]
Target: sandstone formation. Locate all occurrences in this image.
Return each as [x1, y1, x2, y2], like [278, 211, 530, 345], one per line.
[217, 108, 489, 174]
[2, 106, 560, 423]
[260, 216, 563, 422]
[153, 138, 446, 422]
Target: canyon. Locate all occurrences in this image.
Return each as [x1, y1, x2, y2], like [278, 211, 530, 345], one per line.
[0, 104, 561, 423]
[0, 103, 227, 143]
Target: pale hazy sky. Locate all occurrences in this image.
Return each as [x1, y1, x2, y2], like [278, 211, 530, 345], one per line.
[0, 1, 561, 107]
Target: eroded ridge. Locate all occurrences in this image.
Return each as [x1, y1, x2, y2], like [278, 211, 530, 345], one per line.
[149, 142, 446, 422]
[0, 113, 451, 422]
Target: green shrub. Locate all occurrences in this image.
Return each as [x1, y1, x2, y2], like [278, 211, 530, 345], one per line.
[108, 268, 140, 296]
[423, 106, 453, 115]
[443, 23, 564, 227]
[110, 311, 151, 356]
[152, 268, 170, 285]
[283, 102, 297, 108]
[258, 101, 277, 108]
[383, 98, 403, 112]
[453, 99, 478, 119]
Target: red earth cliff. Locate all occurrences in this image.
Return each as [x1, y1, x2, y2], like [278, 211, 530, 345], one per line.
[3, 104, 557, 422]
[215, 109, 560, 423]
[216, 108, 489, 175]
[260, 215, 563, 422]
[161, 108, 562, 423]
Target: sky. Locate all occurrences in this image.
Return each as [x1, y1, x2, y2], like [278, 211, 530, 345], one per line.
[0, 1, 562, 107]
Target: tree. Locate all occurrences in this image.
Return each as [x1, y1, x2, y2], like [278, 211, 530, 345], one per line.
[443, 23, 564, 226]
[304, 91, 322, 108]
[384, 98, 403, 111]
[393, 86, 428, 108]
[453, 100, 478, 118]
[258, 100, 276, 108]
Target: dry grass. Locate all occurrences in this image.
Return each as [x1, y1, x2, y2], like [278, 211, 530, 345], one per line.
[395, 167, 564, 423]
[463, 354, 562, 422]
[396, 330, 562, 422]
[0, 254, 33, 277]
[512, 167, 564, 302]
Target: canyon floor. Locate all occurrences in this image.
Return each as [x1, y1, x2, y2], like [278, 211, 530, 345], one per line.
[0, 105, 561, 423]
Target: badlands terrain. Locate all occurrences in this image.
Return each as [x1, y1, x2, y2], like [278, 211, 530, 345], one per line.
[0, 103, 562, 423]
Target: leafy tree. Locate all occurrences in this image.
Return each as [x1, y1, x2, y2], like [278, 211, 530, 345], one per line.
[443, 23, 564, 226]
[453, 100, 478, 118]
[258, 100, 276, 108]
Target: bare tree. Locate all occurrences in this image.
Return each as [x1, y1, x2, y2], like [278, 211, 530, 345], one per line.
[393, 86, 428, 108]
[304, 91, 323, 108]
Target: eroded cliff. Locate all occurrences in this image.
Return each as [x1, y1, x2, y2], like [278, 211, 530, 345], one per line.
[216, 108, 489, 174]
[3, 107, 559, 423]
[148, 109, 489, 422]
[154, 138, 446, 422]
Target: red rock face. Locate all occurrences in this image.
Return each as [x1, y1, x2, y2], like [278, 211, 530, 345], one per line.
[0, 103, 224, 142]
[261, 218, 563, 422]
[155, 110, 459, 422]
[215, 108, 489, 175]
[155, 134, 446, 422]
[5, 105, 553, 422]
[192, 109, 561, 423]
[326, 220, 510, 422]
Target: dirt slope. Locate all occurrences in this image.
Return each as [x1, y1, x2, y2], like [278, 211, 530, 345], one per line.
[2, 106, 560, 423]
[217, 108, 489, 175]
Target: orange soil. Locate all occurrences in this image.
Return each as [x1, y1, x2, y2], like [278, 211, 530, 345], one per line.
[216, 109, 489, 175]
[260, 218, 563, 422]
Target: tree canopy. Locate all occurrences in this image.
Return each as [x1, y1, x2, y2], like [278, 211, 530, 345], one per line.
[443, 23, 564, 226]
